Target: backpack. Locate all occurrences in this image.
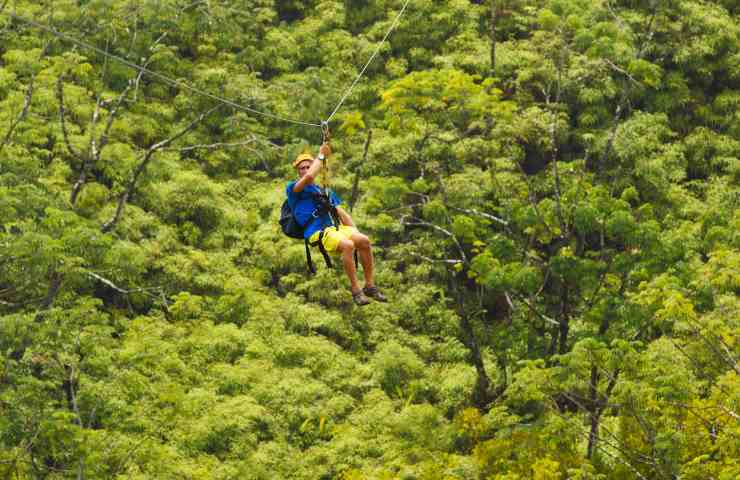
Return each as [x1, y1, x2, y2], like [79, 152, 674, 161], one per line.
[279, 190, 338, 274]
[279, 199, 306, 239]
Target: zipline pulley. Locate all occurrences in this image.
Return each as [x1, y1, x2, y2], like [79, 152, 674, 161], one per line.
[321, 121, 331, 144]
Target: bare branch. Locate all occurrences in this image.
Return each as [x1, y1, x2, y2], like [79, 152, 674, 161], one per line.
[254, 137, 288, 150]
[101, 106, 220, 233]
[132, 32, 167, 102]
[401, 215, 467, 264]
[89, 93, 103, 156]
[98, 82, 132, 153]
[170, 135, 270, 171]
[448, 206, 509, 227]
[148, 106, 220, 154]
[511, 292, 560, 326]
[717, 340, 740, 374]
[504, 291, 515, 311]
[539, 35, 570, 237]
[68, 96, 101, 206]
[579, 258, 616, 314]
[603, 59, 642, 86]
[409, 253, 463, 265]
[84, 271, 162, 297]
[70, 81, 132, 206]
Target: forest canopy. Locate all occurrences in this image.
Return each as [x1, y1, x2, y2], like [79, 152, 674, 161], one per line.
[0, 0, 738, 479]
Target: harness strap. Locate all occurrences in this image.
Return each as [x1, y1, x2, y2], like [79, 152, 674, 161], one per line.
[305, 226, 359, 274]
[310, 230, 333, 271]
[304, 238, 316, 275]
[298, 188, 347, 274]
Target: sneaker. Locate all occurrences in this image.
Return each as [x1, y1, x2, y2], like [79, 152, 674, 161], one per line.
[362, 285, 388, 302]
[352, 290, 371, 306]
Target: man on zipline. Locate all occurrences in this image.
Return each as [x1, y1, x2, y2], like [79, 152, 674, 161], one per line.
[286, 143, 386, 306]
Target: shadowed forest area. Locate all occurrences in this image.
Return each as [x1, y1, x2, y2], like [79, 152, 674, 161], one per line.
[0, 0, 738, 478]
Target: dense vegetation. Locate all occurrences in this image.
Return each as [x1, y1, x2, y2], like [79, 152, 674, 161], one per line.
[1, 0, 738, 478]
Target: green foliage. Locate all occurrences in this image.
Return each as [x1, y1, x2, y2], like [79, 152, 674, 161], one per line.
[1, 0, 738, 478]
[371, 340, 425, 396]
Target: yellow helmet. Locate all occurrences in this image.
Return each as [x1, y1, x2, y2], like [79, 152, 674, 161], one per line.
[293, 153, 314, 168]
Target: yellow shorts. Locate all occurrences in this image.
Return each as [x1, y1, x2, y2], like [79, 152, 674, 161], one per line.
[308, 225, 358, 253]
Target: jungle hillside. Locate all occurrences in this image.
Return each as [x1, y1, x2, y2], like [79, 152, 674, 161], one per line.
[1, 0, 738, 479]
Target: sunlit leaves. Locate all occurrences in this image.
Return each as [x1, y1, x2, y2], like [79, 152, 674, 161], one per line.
[1, 0, 738, 478]
[380, 68, 514, 133]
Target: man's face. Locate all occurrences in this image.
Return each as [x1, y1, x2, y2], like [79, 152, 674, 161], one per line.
[297, 159, 313, 178]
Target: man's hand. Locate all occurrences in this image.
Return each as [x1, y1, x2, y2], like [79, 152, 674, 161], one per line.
[319, 142, 332, 158]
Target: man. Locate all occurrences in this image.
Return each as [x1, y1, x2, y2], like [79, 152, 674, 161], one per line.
[286, 143, 386, 306]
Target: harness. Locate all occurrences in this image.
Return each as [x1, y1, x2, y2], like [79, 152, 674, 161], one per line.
[304, 189, 340, 275]
[290, 188, 358, 275]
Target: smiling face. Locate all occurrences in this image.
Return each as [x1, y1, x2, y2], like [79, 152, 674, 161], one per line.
[296, 159, 313, 178]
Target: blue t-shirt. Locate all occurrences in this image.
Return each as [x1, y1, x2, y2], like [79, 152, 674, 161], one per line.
[286, 182, 341, 239]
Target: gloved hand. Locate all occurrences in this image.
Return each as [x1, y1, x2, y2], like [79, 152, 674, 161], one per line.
[319, 142, 332, 158]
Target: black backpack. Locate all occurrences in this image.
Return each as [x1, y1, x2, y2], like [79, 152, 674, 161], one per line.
[279, 200, 306, 239]
[280, 191, 338, 274]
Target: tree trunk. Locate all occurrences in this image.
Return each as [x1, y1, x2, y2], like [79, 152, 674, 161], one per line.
[460, 313, 492, 407]
[451, 274, 492, 408]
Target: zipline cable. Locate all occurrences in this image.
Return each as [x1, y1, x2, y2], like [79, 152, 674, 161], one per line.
[324, 0, 412, 124]
[4, 0, 413, 130]
[3, 12, 322, 128]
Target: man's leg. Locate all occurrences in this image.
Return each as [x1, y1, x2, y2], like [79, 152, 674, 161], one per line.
[336, 238, 371, 305]
[350, 232, 387, 302]
[337, 239, 361, 293]
[350, 232, 374, 287]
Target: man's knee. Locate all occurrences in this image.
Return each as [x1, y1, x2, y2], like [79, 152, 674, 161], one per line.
[338, 239, 355, 254]
[351, 233, 371, 250]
